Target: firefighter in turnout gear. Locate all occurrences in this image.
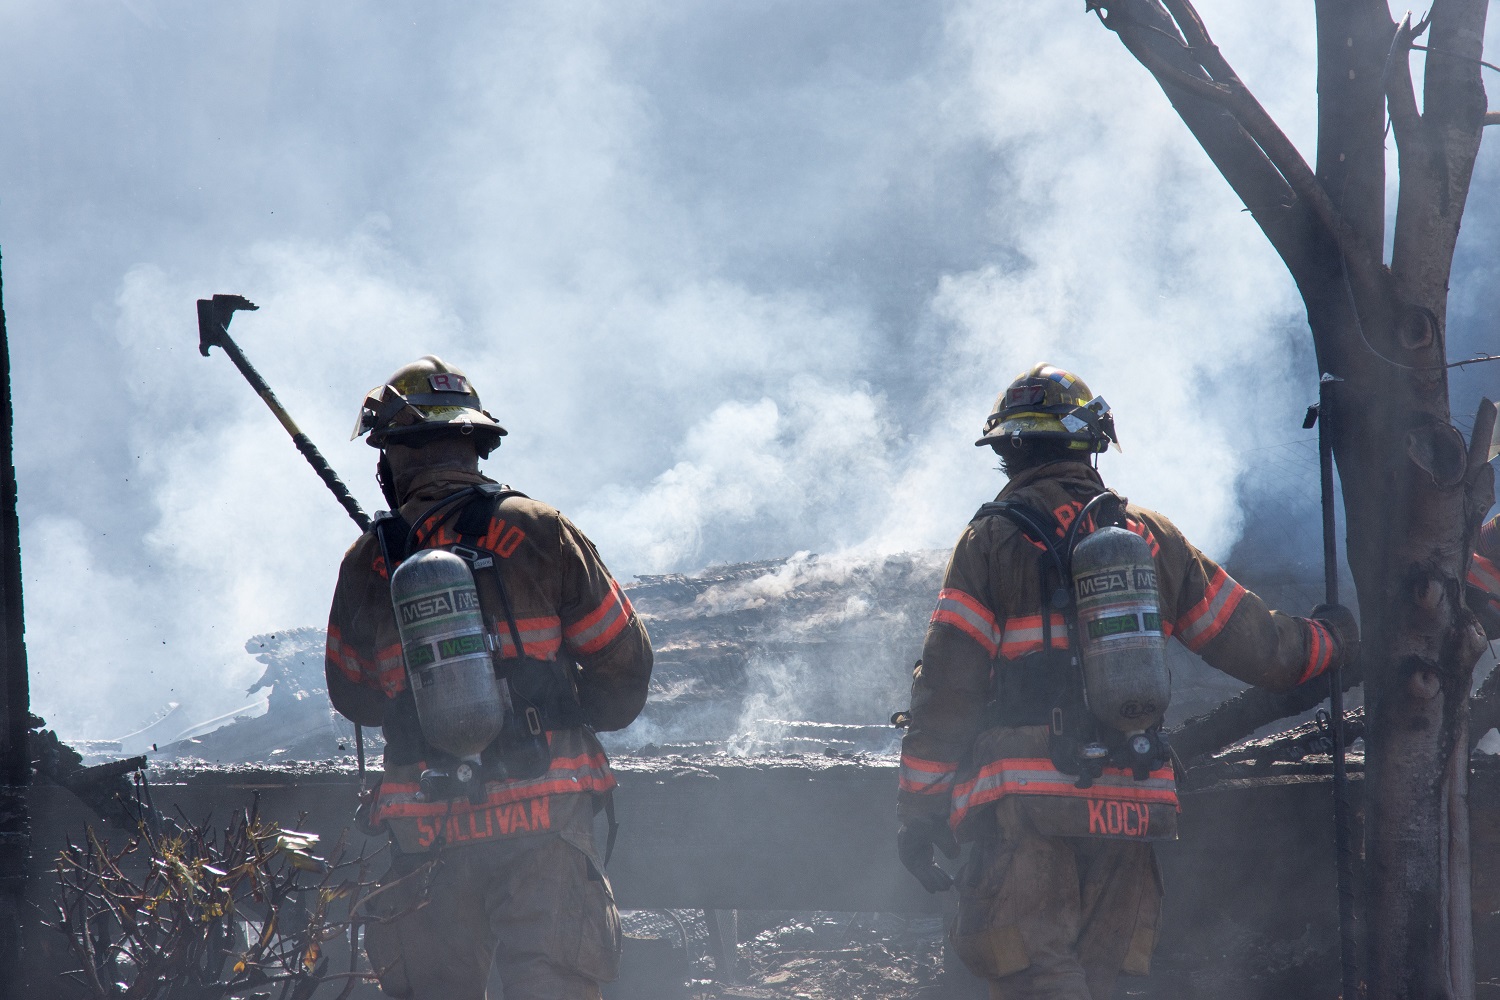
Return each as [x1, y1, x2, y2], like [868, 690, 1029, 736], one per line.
[1468, 514, 1500, 639]
[326, 356, 652, 1000]
[897, 364, 1358, 1000]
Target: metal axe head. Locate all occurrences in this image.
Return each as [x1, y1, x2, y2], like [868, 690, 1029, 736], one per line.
[196, 294, 259, 357]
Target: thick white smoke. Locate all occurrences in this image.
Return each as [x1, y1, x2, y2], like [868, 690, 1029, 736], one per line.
[2, 2, 1494, 740]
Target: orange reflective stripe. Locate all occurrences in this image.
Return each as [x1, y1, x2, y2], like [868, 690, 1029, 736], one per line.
[1470, 553, 1500, 599]
[374, 752, 614, 821]
[565, 580, 633, 656]
[899, 753, 957, 795]
[931, 588, 1001, 656]
[1297, 619, 1334, 684]
[325, 625, 369, 685]
[949, 757, 1177, 829]
[1177, 567, 1248, 653]
[997, 613, 1069, 660]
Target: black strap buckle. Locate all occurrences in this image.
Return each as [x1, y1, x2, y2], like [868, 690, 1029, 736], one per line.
[448, 543, 495, 570]
[525, 706, 543, 736]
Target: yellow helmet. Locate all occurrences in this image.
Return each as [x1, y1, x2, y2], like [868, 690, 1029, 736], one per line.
[975, 363, 1118, 453]
[351, 356, 507, 454]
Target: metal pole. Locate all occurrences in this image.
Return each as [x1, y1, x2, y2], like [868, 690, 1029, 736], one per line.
[0, 247, 32, 997]
[1318, 372, 1359, 999]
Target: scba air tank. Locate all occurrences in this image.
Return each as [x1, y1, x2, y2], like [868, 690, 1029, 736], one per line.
[389, 548, 509, 761]
[1071, 525, 1170, 734]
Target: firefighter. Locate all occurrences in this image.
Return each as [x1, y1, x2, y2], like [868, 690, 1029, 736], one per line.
[896, 364, 1358, 1000]
[1468, 514, 1500, 638]
[325, 356, 652, 1000]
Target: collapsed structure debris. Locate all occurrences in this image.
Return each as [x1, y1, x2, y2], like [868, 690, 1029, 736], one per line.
[28, 549, 1500, 998]
[146, 549, 1322, 768]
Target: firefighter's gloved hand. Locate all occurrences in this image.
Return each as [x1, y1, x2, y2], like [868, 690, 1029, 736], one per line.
[898, 815, 958, 893]
[1311, 603, 1360, 667]
[1466, 585, 1500, 641]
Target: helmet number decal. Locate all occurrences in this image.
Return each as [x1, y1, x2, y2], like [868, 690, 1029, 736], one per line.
[428, 372, 470, 394]
[1004, 385, 1047, 409]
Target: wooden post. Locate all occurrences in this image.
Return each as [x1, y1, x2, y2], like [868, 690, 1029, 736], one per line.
[0, 246, 32, 996]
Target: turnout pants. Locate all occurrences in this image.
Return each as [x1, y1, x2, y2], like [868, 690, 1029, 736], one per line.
[362, 823, 620, 1000]
[949, 799, 1163, 1000]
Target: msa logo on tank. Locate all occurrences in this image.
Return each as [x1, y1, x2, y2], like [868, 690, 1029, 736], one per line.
[1071, 526, 1170, 729]
[399, 588, 482, 627]
[388, 548, 510, 762]
[397, 584, 487, 676]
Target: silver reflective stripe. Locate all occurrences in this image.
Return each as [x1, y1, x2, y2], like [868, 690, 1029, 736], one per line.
[935, 595, 1000, 646]
[1178, 574, 1243, 647]
[952, 763, 1175, 814]
[900, 766, 953, 790]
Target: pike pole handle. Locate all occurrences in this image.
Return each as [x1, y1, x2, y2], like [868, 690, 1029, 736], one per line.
[291, 432, 371, 533]
[1317, 373, 1358, 1000]
[197, 297, 372, 533]
[198, 295, 373, 783]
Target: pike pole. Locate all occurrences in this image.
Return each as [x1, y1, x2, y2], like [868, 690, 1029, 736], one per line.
[1309, 372, 1358, 998]
[196, 295, 371, 779]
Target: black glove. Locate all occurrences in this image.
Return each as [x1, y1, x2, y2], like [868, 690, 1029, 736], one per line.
[1466, 586, 1500, 641]
[897, 814, 958, 893]
[1311, 603, 1359, 669]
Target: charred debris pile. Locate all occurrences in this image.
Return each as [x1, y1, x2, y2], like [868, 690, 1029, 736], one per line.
[138, 548, 1315, 769]
[60, 550, 1500, 1000]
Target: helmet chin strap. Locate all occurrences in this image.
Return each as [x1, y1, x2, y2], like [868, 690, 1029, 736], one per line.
[377, 452, 400, 511]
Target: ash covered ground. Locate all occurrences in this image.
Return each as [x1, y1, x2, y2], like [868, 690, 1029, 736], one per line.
[609, 910, 953, 1000]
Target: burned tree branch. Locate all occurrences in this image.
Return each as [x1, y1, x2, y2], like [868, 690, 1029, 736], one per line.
[1391, 0, 1491, 291]
[1087, 2, 1311, 262]
[51, 805, 382, 1000]
[1384, 15, 1428, 158]
[1097, 0, 1381, 313]
[1157, 0, 1234, 82]
[1169, 662, 1363, 764]
[1143, 1, 1369, 260]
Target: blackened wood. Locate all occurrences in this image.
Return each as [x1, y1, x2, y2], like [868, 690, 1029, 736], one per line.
[1170, 663, 1361, 764]
[0, 247, 32, 1000]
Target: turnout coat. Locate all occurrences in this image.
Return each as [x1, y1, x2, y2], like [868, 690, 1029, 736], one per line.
[325, 468, 652, 854]
[898, 462, 1337, 842]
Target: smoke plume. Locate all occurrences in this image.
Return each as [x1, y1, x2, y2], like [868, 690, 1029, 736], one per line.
[0, 1, 1493, 739]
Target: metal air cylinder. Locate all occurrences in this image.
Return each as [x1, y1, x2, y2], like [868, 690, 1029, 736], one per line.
[1071, 525, 1170, 734]
[390, 547, 508, 760]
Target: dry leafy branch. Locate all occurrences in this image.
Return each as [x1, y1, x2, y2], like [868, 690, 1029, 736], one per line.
[51, 796, 382, 1000]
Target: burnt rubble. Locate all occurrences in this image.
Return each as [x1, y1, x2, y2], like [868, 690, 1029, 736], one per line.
[59, 550, 1500, 1000]
[144, 549, 1313, 768]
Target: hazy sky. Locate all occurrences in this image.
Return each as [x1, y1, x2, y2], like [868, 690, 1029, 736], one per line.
[2, 1, 1495, 739]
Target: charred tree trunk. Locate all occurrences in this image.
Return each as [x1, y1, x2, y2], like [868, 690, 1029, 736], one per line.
[0, 248, 31, 998]
[1087, 1, 1493, 996]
